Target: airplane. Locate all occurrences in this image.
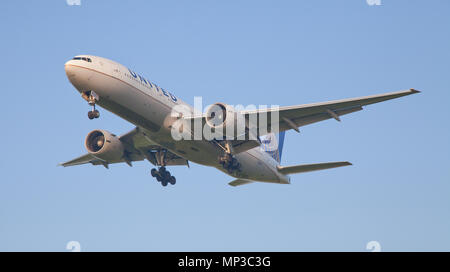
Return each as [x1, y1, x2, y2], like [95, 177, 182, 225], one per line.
[61, 55, 419, 187]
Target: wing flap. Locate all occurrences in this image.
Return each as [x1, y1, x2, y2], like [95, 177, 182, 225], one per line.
[283, 106, 363, 131]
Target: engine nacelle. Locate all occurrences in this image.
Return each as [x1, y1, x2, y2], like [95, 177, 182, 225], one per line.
[205, 103, 246, 139]
[85, 129, 124, 162]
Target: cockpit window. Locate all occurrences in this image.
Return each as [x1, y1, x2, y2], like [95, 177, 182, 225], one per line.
[72, 57, 92, 62]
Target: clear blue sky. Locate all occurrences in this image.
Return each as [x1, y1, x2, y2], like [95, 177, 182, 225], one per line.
[0, 0, 449, 251]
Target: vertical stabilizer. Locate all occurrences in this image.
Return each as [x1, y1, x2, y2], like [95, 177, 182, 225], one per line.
[259, 131, 286, 163]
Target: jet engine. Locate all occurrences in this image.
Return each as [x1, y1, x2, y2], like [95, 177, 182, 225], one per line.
[205, 103, 246, 139]
[85, 129, 124, 161]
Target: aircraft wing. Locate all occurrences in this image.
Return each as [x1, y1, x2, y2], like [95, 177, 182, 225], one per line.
[242, 88, 420, 134]
[60, 127, 188, 168]
[184, 89, 419, 137]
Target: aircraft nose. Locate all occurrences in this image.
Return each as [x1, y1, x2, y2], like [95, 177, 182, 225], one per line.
[65, 60, 76, 78]
[64, 59, 85, 92]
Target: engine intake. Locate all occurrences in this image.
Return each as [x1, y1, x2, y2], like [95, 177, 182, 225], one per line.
[85, 129, 124, 162]
[206, 103, 227, 128]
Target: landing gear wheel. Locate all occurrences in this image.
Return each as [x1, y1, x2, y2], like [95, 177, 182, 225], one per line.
[164, 171, 171, 179]
[161, 179, 168, 187]
[151, 165, 177, 186]
[169, 176, 176, 185]
[87, 110, 100, 120]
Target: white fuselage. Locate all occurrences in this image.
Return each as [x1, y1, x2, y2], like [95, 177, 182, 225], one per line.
[64, 55, 289, 184]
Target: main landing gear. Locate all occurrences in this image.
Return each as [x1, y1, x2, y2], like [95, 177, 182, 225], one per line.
[82, 91, 100, 120]
[149, 149, 177, 187]
[216, 141, 241, 174]
[219, 153, 240, 174]
[151, 167, 176, 187]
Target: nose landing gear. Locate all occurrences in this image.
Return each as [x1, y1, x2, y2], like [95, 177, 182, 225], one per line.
[82, 91, 100, 120]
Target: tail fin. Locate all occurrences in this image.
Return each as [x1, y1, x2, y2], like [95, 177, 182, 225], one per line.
[259, 131, 286, 163]
[278, 131, 286, 161]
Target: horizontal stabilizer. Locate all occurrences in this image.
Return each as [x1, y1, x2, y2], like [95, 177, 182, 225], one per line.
[277, 161, 352, 175]
[228, 179, 254, 187]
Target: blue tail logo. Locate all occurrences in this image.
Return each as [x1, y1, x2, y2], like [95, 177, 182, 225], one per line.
[259, 131, 286, 163]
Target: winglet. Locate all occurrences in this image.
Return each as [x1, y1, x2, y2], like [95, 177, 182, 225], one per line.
[409, 88, 421, 94]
